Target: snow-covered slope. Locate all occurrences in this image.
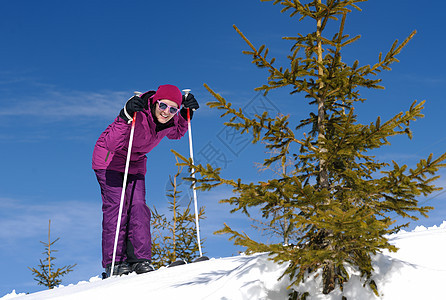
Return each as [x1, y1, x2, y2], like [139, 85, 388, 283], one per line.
[3, 222, 446, 300]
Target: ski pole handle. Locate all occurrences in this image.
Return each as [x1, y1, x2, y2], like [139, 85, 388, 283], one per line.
[182, 89, 191, 99]
[182, 88, 196, 112]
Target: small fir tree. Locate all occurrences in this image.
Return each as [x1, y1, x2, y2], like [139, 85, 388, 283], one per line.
[151, 157, 205, 269]
[29, 220, 76, 289]
[174, 0, 446, 296]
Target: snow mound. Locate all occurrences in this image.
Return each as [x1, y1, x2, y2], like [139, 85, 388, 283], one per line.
[3, 221, 446, 300]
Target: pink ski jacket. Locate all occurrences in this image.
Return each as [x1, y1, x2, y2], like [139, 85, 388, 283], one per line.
[92, 106, 188, 175]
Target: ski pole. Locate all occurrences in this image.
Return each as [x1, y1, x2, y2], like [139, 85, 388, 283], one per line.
[182, 88, 203, 257]
[110, 91, 141, 277]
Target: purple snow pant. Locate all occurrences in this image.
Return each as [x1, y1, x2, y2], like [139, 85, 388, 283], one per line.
[95, 169, 152, 268]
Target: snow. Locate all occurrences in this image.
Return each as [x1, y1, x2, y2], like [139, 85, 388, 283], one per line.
[3, 221, 446, 300]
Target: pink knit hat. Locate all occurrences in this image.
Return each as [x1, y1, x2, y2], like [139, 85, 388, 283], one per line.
[151, 84, 182, 107]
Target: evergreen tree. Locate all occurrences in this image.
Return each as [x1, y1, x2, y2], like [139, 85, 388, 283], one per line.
[174, 0, 446, 296]
[151, 157, 205, 269]
[29, 220, 76, 289]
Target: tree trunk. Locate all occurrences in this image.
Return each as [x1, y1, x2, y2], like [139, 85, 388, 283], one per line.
[316, 2, 329, 190]
[47, 219, 51, 289]
[316, 1, 335, 294]
[322, 262, 336, 294]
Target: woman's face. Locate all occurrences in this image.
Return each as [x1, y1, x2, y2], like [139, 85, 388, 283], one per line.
[154, 99, 179, 124]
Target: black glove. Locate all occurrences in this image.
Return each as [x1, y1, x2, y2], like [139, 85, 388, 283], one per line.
[140, 90, 156, 104]
[182, 93, 199, 111]
[119, 95, 148, 123]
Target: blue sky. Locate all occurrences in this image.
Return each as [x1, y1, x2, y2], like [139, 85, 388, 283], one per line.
[1, 0, 446, 295]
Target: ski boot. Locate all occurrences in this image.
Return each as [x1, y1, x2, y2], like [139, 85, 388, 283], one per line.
[131, 260, 155, 274]
[103, 261, 132, 278]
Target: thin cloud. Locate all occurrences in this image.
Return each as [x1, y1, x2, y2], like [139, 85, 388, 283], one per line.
[0, 89, 127, 120]
[0, 197, 101, 249]
[0, 87, 225, 121]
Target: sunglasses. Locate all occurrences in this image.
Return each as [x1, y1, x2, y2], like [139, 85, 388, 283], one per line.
[156, 100, 179, 114]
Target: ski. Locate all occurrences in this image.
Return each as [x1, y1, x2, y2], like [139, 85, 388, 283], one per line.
[167, 256, 209, 267]
[102, 256, 210, 279]
[167, 259, 187, 267]
[193, 256, 210, 263]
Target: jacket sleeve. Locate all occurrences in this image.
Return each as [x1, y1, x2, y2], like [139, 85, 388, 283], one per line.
[166, 113, 189, 140]
[100, 116, 131, 151]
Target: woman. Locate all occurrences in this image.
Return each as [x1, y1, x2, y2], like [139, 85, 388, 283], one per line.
[92, 84, 199, 276]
